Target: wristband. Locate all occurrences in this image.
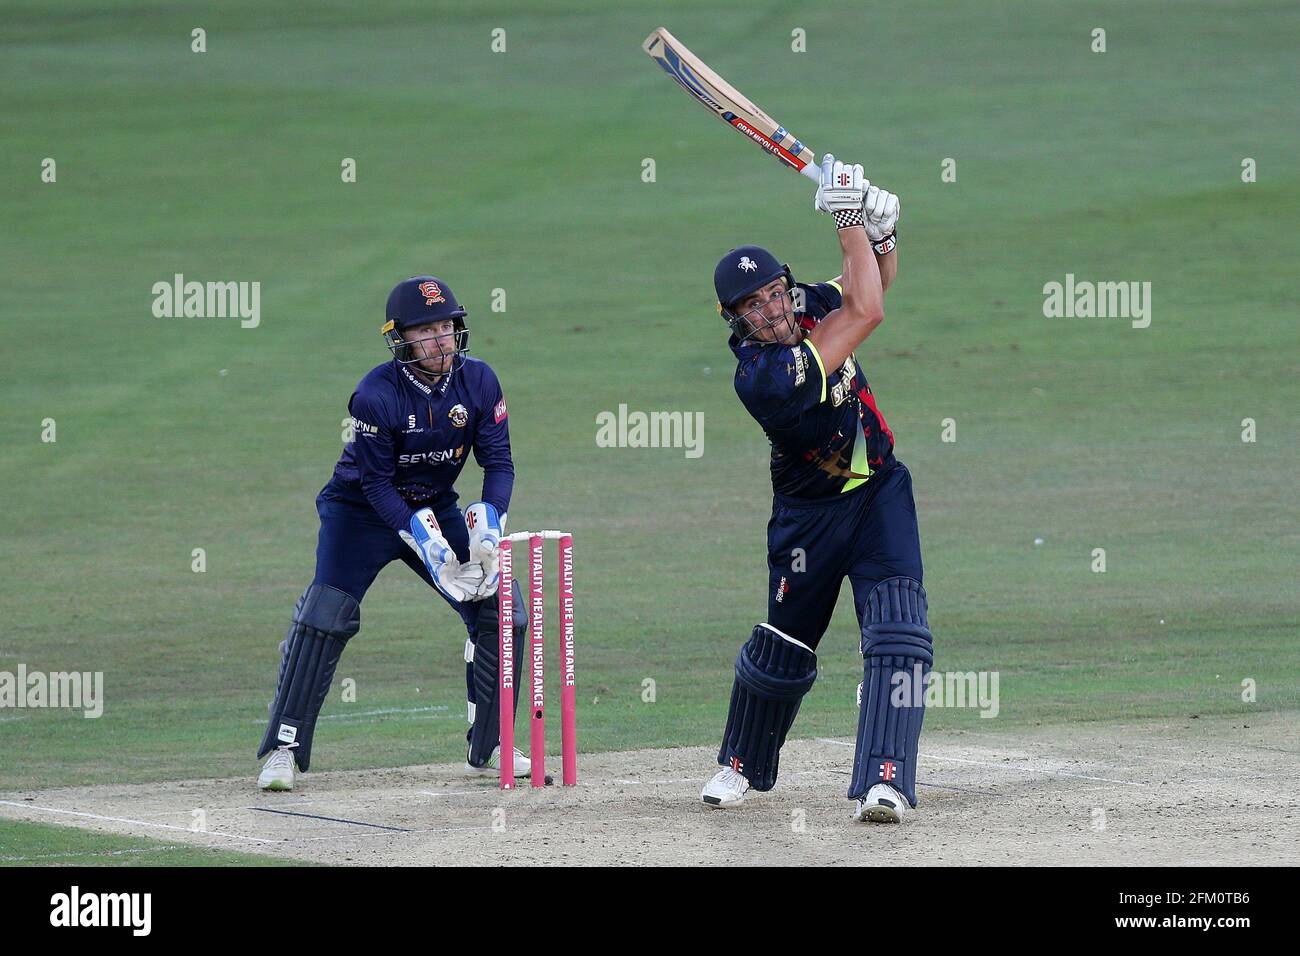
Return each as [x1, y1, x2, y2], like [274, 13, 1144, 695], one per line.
[833, 208, 865, 230]
[871, 231, 896, 255]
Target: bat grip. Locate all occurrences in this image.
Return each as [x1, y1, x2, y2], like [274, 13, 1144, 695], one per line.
[799, 162, 822, 183]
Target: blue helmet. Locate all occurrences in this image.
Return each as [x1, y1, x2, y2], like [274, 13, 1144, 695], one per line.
[382, 276, 469, 372]
[713, 246, 795, 341]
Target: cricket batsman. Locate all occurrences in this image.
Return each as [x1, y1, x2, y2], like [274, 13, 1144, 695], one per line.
[256, 275, 528, 790]
[699, 155, 933, 822]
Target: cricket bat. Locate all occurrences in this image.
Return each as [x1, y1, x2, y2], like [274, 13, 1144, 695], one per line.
[642, 27, 821, 183]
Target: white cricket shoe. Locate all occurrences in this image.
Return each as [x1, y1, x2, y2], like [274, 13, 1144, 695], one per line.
[466, 746, 531, 779]
[853, 783, 907, 823]
[701, 766, 750, 808]
[258, 744, 298, 791]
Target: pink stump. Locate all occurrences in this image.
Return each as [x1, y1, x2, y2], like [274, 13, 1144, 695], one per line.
[529, 534, 546, 788]
[497, 540, 515, 789]
[559, 534, 577, 785]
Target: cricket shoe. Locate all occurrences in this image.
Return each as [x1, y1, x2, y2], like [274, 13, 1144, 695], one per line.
[465, 746, 531, 779]
[257, 744, 299, 791]
[853, 783, 907, 823]
[701, 766, 750, 808]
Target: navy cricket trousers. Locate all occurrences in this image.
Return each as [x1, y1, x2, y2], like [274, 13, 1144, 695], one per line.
[764, 462, 923, 651]
[313, 484, 476, 633]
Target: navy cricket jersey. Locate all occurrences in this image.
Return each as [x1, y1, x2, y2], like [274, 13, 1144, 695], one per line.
[328, 357, 514, 531]
[730, 280, 895, 500]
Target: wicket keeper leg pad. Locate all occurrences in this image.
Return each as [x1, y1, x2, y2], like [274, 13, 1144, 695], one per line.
[464, 580, 526, 723]
[719, 624, 818, 791]
[848, 577, 933, 806]
[467, 582, 527, 767]
[258, 584, 360, 771]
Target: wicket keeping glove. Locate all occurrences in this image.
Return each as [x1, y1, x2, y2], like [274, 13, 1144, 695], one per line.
[814, 153, 868, 229]
[401, 508, 482, 604]
[863, 184, 899, 255]
[463, 501, 504, 600]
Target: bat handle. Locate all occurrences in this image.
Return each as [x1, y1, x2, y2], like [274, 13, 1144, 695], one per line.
[799, 162, 822, 183]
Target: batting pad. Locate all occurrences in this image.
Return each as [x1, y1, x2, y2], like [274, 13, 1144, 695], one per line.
[719, 624, 818, 791]
[848, 577, 933, 805]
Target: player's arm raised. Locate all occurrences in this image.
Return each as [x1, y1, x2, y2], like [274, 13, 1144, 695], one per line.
[874, 250, 897, 294]
[831, 183, 900, 294]
[864, 182, 899, 293]
[807, 155, 887, 373]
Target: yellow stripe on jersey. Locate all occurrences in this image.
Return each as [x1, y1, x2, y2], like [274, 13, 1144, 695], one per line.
[803, 338, 828, 403]
[826, 278, 843, 294]
[841, 427, 873, 493]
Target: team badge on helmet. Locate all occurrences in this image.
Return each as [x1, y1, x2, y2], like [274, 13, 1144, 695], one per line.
[382, 275, 470, 376]
[713, 246, 795, 344]
[448, 403, 469, 428]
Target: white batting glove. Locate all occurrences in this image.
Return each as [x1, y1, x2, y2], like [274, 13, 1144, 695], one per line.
[814, 153, 867, 229]
[863, 184, 900, 254]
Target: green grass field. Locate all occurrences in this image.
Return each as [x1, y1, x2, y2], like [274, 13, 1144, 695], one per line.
[2, 1, 1297, 860]
[0, 819, 304, 866]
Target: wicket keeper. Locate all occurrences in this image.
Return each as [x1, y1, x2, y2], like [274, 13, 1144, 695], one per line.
[256, 276, 528, 790]
[700, 156, 933, 822]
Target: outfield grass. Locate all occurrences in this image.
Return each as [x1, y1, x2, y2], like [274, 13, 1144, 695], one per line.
[0, 819, 305, 866]
[1, 0, 1296, 796]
